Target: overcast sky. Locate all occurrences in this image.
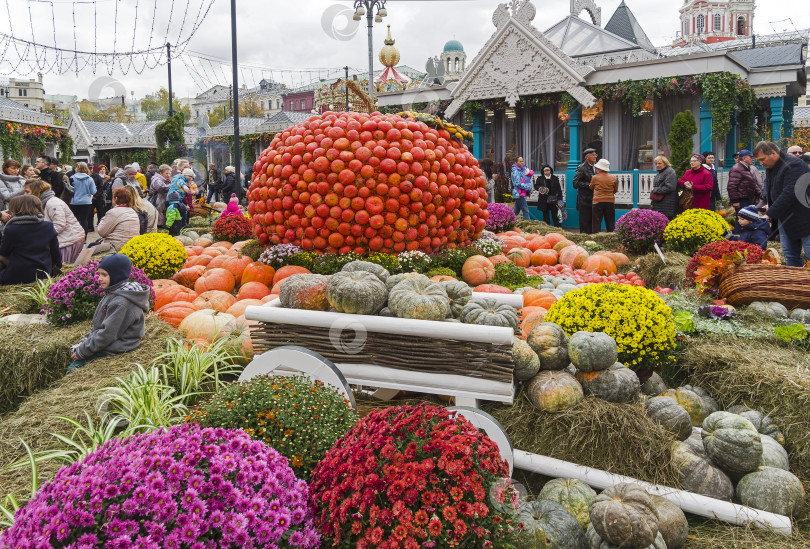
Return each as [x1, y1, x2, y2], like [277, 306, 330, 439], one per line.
[1, 0, 806, 103]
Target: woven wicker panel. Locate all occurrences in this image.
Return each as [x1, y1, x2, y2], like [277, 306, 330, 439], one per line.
[719, 264, 810, 309]
[251, 322, 514, 383]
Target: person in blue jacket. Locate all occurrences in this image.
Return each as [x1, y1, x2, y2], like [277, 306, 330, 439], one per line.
[729, 205, 770, 249]
[69, 162, 97, 234]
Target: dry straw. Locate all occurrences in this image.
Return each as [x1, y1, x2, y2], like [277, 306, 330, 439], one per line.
[634, 251, 691, 289]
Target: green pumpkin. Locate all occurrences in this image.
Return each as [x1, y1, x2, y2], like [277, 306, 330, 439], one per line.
[747, 301, 789, 318]
[659, 388, 710, 427]
[701, 411, 763, 478]
[183, 230, 200, 240]
[515, 500, 587, 549]
[640, 372, 667, 397]
[738, 410, 786, 446]
[568, 331, 617, 372]
[513, 337, 541, 381]
[650, 495, 689, 549]
[585, 525, 666, 549]
[671, 441, 734, 501]
[459, 298, 519, 329]
[736, 466, 805, 517]
[388, 277, 450, 321]
[526, 322, 569, 370]
[760, 434, 789, 471]
[278, 273, 331, 311]
[576, 363, 640, 404]
[680, 385, 719, 415]
[645, 396, 693, 441]
[589, 483, 659, 549]
[538, 478, 596, 530]
[790, 308, 810, 323]
[175, 235, 193, 246]
[385, 272, 427, 293]
[325, 271, 387, 315]
[526, 371, 583, 413]
[441, 279, 473, 318]
[726, 404, 751, 415]
[341, 260, 391, 283]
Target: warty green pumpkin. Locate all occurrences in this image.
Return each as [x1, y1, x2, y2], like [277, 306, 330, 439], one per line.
[640, 372, 667, 397]
[671, 440, 734, 501]
[385, 272, 427, 292]
[341, 260, 391, 283]
[645, 396, 693, 441]
[526, 322, 569, 370]
[658, 388, 710, 427]
[746, 301, 789, 318]
[538, 478, 597, 530]
[576, 363, 640, 404]
[759, 434, 789, 471]
[568, 331, 617, 372]
[441, 279, 473, 318]
[585, 525, 665, 549]
[737, 410, 785, 446]
[325, 271, 387, 315]
[515, 499, 588, 549]
[388, 277, 450, 321]
[459, 298, 519, 329]
[278, 273, 331, 311]
[589, 483, 659, 549]
[650, 495, 689, 549]
[680, 384, 719, 415]
[513, 337, 541, 381]
[526, 371, 583, 413]
[701, 411, 763, 478]
[736, 466, 805, 517]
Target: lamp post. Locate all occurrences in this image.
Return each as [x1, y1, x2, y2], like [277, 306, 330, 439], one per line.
[352, 0, 387, 104]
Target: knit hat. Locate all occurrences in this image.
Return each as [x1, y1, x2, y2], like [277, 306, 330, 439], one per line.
[98, 254, 132, 286]
[167, 191, 180, 203]
[124, 165, 138, 175]
[738, 205, 762, 222]
[229, 193, 238, 203]
[131, 162, 141, 171]
[691, 154, 705, 164]
[182, 168, 195, 178]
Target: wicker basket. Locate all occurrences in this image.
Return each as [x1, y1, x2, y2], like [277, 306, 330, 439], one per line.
[718, 263, 810, 309]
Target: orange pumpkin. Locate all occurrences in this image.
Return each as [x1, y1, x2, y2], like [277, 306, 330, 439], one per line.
[184, 246, 199, 257]
[473, 284, 513, 294]
[522, 289, 557, 309]
[488, 254, 510, 265]
[223, 255, 253, 285]
[518, 305, 547, 321]
[172, 265, 207, 288]
[553, 239, 576, 253]
[242, 262, 276, 286]
[154, 285, 198, 311]
[429, 275, 457, 283]
[237, 281, 271, 300]
[193, 290, 237, 313]
[531, 249, 558, 266]
[155, 301, 200, 328]
[559, 246, 589, 269]
[525, 237, 551, 251]
[461, 255, 495, 286]
[178, 309, 237, 341]
[272, 265, 311, 286]
[544, 233, 567, 247]
[185, 255, 213, 268]
[230, 240, 250, 252]
[507, 247, 532, 268]
[582, 255, 617, 276]
[193, 237, 214, 248]
[610, 252, 629, 266]
[194, 268, 236, 294]
[206, 255, 230, 270]
[261, 294, 278, 303]
[520, 309, 548, 339]
[226, 298, 265, 317]
[214, 241, 233, 249]
[152, 279, 178, 293]
[502, 237, 527, 252]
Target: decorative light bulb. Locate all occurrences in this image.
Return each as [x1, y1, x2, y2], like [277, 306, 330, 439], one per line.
[379, 8, 387, 17]
[355, 6, 366, 15]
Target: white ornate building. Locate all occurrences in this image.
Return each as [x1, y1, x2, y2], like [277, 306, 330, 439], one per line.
[673, 0, 755, 47]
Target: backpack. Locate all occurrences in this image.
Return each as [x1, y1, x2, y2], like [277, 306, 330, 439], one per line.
[104, 177, 124, 205]
[136, 209, 148, 234]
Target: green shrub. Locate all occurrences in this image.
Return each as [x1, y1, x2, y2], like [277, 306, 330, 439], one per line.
[669, 110, 698, 178]
[366, 252, 402, 274]
[239, 240, 268, 262]
[313, 252, 363, 275]
[287, 251, 317, 271]
[425, 267, 458, 279]
[494, 262, 528, 288]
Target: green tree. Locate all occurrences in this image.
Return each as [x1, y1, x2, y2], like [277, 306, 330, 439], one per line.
[155, 112, 186, 165]
[44, 103, 70, 126]
[668, 110, 698, 178]
[239, 96, 264, 118]
[141, 88, 191, 121]
[207, 106, 226, 128]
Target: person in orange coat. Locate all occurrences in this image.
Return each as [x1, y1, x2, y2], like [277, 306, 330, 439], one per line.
[589, 158, 618, 233]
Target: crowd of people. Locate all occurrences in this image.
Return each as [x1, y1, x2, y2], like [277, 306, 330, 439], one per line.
[0, 154, 247, 285]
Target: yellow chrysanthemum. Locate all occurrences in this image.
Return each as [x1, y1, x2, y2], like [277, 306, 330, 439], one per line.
[663, 209, 729, 255]
[120, 233, 188, 280]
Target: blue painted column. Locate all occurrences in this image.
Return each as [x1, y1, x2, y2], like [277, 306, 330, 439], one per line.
[471, 109, 485, 159]
[725, 112, 737, 168]
[783, 100, 794, 140]
[699, 97, 713, 154]
[565, 105, 582, 230]
[770, 96, 784, 143]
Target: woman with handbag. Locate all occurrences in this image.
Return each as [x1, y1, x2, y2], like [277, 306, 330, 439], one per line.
[534, 164, 562, 227]
[679, 154, 714, 210]
[650, 156, 679, 220]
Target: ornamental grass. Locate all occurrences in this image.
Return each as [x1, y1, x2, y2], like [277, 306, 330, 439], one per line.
[0, 318, 180, 502]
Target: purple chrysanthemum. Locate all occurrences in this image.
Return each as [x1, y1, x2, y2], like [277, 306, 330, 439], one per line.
[615, 208, 669, 254]
[484, 203, 518, 233]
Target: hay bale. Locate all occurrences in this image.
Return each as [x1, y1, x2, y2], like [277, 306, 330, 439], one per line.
[635, 251, 690, 289]
[0, 318, 180, 500]
[686, 518, 810, 548]
[0, 282, 41, 314]
[677, 336, 810, 490]
[484, 390, 680, 487]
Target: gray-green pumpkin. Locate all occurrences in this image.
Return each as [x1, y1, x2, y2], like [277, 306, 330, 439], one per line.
[278, 273, 330, 310]
[441, 280, 473, 318]
[672, 440, 734, 501]
[659, 388, 710, 427]
[746, 301, 789, 318]
[701, 411, 763, 478]
[568, 332, 617, 372]
[640, 372, 667, 397]
[385, 272, 427, 292]
[736, 466, 805, 517]
[538, 478, 597, 530]
[760, 434, 789, 470]
[341, 260, 390, 283]
[650, 495, 689, 549]
[585, 525, 666, 549]
[388, 277, 449, 321]
[680, 384, 719, 415]
[589, 483, 659, 549]
[738, 410, 785, 446]
[790, 308, 810, 323]
[516, 499, 588, 549]
[526, 323, 569, 370]
[325, 271, 387, 315]
[576, 363, 640, 403]
[645, 396, 693, 441]
[459, 298, 519, 329]
[513, 337, 541, 381]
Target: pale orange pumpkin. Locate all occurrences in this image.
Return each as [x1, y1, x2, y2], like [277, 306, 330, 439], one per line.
[525, 237, 551, 251]
[178, 309, 237, 341]
[206, 255, 230, 270]
[582, 254, 617, 276]
[272, 265, 311, 287]
[261, 294, 278, 303]
[185, 255, 213, 268]
[155, 301, 200, 328]
[559, 245, 589, 269]
[237, 281, 271, 301]
[553, 239, 576, 253]
[226, 298, 265, 317]
[531, 248, 558, 266]
[507, 247, 532, 268]
[518, 305, 547, 321]
[192, 289, 237, 313]
[214, 241, 233, 249]
[172, 265, 207, 288]
[522, 289, 557, 309]
[544, 232, 567, 247]
[429, 275, 457, 283]
[241, 262, 276, 286]
[194, 268, 236, 294]
[520, 309, 548, 339]
[222, 255, 253, 285]
[488, 254, 510, 265]
[183, 246, 199, 257]
[461, 255, 495, 286]
[152, 279, 178, 293]
[230, 240, 250, 252]
[154, 285, 198, 311]
[473, 283, 513, 294]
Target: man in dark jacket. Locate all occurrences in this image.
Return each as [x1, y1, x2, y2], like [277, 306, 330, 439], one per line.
[727, 149, 761, 212]
[702, 151, 721, 211]
[572, 148, 597, 234]
[35, 155, 64, 198]
[206, 163, 221, 203]
[755, 141, 810, 266]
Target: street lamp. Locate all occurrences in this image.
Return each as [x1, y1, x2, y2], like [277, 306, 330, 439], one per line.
[352, 0, 387, 103]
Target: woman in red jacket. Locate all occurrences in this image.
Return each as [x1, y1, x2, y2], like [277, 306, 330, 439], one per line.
[679, 154, 715, 210]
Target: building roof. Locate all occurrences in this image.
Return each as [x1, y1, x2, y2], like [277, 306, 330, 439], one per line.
[544, 14, 644, 56]
[729, 43, 806, 68]
[81, 120, 159, 138]
[443, 39, 464, 53]
[210, 116, 266, 133]
[604, 1, 656, 52]
[0, 96, 57, 126]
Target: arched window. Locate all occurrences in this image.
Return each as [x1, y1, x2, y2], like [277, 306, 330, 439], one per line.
[697, 14, 705, 34]
[737, 16, 746, 35]
[714, 13, 721, 30]
[454, 58, 459, 72]
[446, 58, 451, 72]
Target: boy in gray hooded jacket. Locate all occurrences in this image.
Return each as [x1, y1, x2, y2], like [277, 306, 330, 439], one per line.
[68, 253, 150, 372]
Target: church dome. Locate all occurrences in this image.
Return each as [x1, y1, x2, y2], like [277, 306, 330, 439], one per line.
[443, 39, 464, 53]
[379, 25, 400, 67]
